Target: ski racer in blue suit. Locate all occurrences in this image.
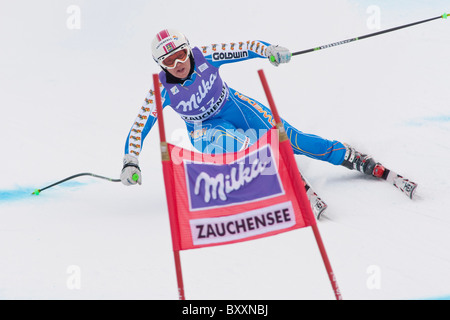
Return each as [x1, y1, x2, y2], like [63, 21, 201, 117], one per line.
[120, 29, 385, 187]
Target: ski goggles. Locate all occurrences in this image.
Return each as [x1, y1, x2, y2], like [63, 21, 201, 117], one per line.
[158, 45, 190, 69]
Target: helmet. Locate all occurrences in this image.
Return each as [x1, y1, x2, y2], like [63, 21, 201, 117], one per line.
[151, 29, 191, 69]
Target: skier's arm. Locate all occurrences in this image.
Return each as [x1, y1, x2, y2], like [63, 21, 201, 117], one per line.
[201, 40, 291, 68]
[201, 40, 270, 68]
[121, 84, 170, 185]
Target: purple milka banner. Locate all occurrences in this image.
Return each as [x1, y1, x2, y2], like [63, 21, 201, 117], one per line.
[184, 145, 284, 211]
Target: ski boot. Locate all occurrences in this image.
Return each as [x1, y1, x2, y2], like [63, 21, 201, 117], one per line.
[341, 144, 418, 199]
[340, 144, 383, 177]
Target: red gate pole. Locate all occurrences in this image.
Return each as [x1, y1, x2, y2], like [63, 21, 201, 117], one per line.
[153, 73, 186, 300]
[257, 69, 342, 300]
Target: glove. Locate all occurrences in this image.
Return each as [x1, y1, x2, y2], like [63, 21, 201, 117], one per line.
[121, 154, 142, 186]
[266, 45, 292, 67]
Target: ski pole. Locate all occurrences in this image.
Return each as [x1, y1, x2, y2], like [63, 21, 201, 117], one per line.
[269, 12, 448, 62]
[32, 172, 139, 195]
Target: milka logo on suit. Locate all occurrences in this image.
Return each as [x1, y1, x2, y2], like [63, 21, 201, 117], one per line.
[174, 73, 218, 112]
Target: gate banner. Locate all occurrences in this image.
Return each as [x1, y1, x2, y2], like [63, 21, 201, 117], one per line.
[167, 128, 313, 251]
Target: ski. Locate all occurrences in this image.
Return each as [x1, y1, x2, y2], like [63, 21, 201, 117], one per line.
[300, 163, 417, 220]
[306, 185, 328, 220]
[374, 164, 418, 199]
[387, 171, 418, 199]
[301, 174, 328, 220]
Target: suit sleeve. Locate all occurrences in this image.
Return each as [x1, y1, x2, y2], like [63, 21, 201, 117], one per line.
[124, 83, 170, 158]
[200, 40, 271, 68]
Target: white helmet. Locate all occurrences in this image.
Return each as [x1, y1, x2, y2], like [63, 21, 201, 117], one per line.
[151, 29, 191, 69]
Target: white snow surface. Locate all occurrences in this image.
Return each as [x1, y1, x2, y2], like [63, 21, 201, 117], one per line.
[1, 0, 449, 300]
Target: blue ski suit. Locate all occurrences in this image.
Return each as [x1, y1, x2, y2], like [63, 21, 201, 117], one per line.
[125, 40, 347, 165]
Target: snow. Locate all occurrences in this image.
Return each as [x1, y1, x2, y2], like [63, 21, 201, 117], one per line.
[1, 0, 450, 300]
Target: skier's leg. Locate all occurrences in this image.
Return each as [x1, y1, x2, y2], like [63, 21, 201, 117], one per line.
[224, 89, 417, 199]
[282, 122, 347, 165]
[227, 89, 348, 166]
[287, 129, 387, 179]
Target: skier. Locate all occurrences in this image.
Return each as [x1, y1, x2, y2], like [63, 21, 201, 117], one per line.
[120, 29, 417, 212]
